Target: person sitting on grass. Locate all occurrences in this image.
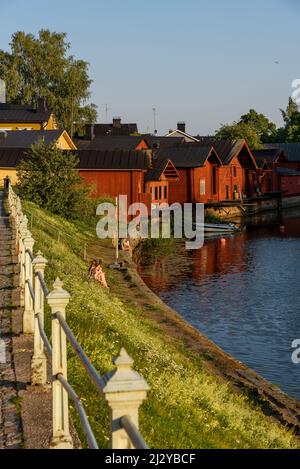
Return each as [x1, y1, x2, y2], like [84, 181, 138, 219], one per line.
[94, 260, 109, 289]
[88, 259, 97, 279]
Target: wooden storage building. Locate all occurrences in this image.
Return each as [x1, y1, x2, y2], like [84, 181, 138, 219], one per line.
[77, 149, 152, 210]
[154, 145, 222, 204]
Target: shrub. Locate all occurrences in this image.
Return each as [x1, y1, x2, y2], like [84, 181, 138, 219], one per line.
[16, 141, 94, 220]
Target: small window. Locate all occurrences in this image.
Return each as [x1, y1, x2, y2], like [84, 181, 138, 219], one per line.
[200, 179, 206, 195]
[226, 185, 229, 200]
[233, 166, 237, 177]
[164, 186, 167, 199]
[155, 187, 158, 200]
[159, 186, 162, 200]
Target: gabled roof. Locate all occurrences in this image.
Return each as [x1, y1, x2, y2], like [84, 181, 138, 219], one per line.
[252, 148, 288, 168]
[77, 150, 151, 170]
[264, 143, 300, 162]
[0, 103, 52, 123]
[166, 129, 200, 142]
[0, 130, 76, 150]
[187, 139, 257, 168]
[154, 145, 222, 168]
[251, 153, 271, 170]
[145, 159, 180, 182]
[74, 136, 149, 151]
[209, 140, 245, 165]
[143, 135, 185, 149]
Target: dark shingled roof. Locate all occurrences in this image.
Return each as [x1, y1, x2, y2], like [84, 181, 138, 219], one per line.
[252, 149, 288, 168]
[264, 143, 300, 162]
[205, 140, 245, 165]
[277, 167, 300, 176]
[145, 159, 180, 182]
[251, 153, 270, 169]
[90, 122, 138, 137]
[145, 159, 168, 182]
[0, 130, 64, 148]
[154, 145, 221, 168]
[173, 139, 257, 168]
[0, 147, 152, 171]
[0, 148, 25, 167]
[142, 136, 185, 149]
[74, 136, 149, 151]
[77, 150, 151, 170]
[0, 103, 52, 123]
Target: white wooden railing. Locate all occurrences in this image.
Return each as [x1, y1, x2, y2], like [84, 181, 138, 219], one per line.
[6, 184, 150, 450]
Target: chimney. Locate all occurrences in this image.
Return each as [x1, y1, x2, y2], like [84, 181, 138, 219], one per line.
[37, 96, 47, 112]
[113, 117, 122, 129]
[0, 80, 6, 104]
[0, 130, 8, 143]
[177, 122, 186, 133]
[85, 124, 95, 141]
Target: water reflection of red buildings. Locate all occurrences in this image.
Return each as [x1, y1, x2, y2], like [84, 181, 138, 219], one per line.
[138, 234, 249, 290]
[191, 235, 248, 280]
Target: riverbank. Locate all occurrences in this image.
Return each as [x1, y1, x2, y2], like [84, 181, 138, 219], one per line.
[22, 200, 300, 449]
[205, 194, 300, 221]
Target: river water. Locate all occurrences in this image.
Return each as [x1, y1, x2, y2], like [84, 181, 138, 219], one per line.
[136, 209, 300, 401]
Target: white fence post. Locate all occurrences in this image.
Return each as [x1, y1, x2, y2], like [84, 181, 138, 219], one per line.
[19, 217, 28, 307]
[23, 232, 35, 333]
[47, 278, 73, 449]
[103, 348, 149, 449]
[31, 251, 48, 385]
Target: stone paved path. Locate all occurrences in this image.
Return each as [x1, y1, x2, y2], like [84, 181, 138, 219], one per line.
[0, 191, 23, 449]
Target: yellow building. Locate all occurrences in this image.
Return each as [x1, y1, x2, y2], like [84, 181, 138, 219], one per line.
[0, 98, 58, 131]
[0, 129, 77, 185]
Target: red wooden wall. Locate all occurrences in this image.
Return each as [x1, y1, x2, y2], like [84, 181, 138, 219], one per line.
[218, 155, 249, 201]
[168, 169, 191, 205]
[280, 175, 300, 196]
[79, 170, 144, 207]
[191, 163, 219, 203]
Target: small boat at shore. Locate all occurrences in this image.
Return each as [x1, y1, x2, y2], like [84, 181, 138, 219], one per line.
[194, 222, 241, 233]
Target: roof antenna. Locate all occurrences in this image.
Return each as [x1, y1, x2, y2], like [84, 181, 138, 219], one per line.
[152, 107, 157, 135]
[102, 103, 112, 122]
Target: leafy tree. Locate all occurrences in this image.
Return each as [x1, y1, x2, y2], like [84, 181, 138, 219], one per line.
[16, 141, 93, 220]
[280, 97, 299, 125]
[240, 109, 277, 143]
[215, 109, 277, 149]
[277, 98, 300, 142]
[0, 30, 97, 135]
[285, 112, 300, 141]
[215, 121, 262, 149]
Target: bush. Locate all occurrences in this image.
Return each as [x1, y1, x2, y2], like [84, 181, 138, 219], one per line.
[16, 141, 94, 220]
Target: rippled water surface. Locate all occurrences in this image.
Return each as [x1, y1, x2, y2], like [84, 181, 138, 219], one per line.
[137, 209, 300, 401]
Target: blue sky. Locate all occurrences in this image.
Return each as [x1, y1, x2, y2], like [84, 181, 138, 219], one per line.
[0, 0, 299, 134]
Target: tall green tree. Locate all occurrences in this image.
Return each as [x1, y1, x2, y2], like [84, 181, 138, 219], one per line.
[0, 30, 97, 135]
[215, 121, 263, 149]
[215, 109, 277, 149]
[277, 97, 300, 142]
[280, 97, 299, 125]
[240, 109, 277, 143]
[16, 141, 93, 220]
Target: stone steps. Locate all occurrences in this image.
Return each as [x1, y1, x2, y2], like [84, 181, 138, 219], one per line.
[0, 192, 23, 448]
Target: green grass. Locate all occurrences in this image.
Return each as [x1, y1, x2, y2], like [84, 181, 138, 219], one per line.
[23, 200, 299, 449]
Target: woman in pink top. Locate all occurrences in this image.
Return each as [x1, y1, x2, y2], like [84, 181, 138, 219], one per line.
[94, 262, 109, 289]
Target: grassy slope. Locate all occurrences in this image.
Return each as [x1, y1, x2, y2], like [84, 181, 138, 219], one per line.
[23, 200, 299, 449]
